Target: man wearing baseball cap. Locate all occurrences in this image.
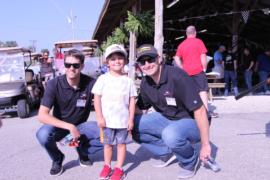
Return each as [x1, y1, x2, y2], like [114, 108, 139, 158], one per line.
[133, 44, 211, 179]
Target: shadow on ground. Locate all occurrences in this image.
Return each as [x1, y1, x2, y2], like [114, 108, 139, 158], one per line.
[0, 109, 38, 119]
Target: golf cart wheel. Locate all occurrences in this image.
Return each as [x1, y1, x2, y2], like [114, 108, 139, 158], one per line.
[17, 99, 30, 118]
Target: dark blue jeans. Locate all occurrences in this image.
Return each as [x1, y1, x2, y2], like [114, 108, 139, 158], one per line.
[36, 121, 103, 162]
[244, 70, 253, 90]
[224, 70, 237, 90]
[258, 71, 270, 92]
[132, 112, 200, 170]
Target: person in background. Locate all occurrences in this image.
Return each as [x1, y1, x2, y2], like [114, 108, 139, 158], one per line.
[212, 45, 226, 95]
[242, 47, 255, 92]
[40, 49, 54, 88]
[174, 25, 216, 117]
[36, 49, 103, 176]
[133, 44, 211, 179]
[92, 44, 137, 180]
[255, 48, 270, 95]
[223, 47, 238, 96]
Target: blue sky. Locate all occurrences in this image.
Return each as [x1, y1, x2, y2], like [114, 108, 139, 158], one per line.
[0, 0, 104, 53]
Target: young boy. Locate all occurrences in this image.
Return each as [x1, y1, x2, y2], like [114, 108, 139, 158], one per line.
[92, 44, 137, 180]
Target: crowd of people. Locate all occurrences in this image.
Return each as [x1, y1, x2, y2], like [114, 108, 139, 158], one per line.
[209, 44, 270, 96]
[34, 25, 270, 180]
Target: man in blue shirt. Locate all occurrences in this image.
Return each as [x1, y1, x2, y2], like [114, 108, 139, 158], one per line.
[36, 49, 103, 176]
[133, 44, 211, 179]
[256, 49, 270, 94]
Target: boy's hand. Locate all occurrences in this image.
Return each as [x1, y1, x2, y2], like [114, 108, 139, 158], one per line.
[127, 119, 134, 131]
[97, 118, 106, 128]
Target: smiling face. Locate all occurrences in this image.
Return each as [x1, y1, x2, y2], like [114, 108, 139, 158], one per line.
[64, 56, 84, 80]
[107, 52, 126, 75]
[137, 55, 161, 78]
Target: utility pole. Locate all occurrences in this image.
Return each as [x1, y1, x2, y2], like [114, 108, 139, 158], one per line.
[29, 40, 37, 52]
[68, 10, 77, 40]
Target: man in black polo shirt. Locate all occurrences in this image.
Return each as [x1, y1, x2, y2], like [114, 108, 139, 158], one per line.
[36, 49, 102, 176]
[133, 44, 211, 179]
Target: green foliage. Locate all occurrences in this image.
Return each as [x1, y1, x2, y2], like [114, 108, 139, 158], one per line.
[100, 10, 154, 52]
[124, 11, 154, 37]
[0, 41, 18, 47]
[95, 47, 103, 56]
[112, 27, 128, 44]
[101, 27, 128, 51]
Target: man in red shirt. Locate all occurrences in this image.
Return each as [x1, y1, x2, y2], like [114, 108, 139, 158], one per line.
[174, 26, 210, 115]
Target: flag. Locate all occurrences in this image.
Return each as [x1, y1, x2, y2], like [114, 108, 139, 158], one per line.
[241, 11, 250, 24]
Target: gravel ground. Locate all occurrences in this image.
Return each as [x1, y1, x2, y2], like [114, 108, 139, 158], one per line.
[0, 95, 269, 180]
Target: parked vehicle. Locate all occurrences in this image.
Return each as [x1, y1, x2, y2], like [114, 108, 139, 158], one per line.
[54, 40, 101, 78]
[0, 47, 43, 118]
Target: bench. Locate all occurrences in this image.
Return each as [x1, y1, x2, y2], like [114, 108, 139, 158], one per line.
[208, 83, 226, 101]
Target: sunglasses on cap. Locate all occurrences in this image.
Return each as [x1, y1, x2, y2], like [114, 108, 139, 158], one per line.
[64, 62, 81, 69]
[137, 56, 157, 66]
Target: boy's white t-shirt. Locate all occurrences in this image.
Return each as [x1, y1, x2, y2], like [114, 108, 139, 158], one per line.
[91, 73, 137, 128]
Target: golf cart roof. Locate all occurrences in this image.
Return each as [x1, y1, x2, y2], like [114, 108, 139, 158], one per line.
[24, 52, 42, 60]
[54, 40, 98, 49]
[0, 47, 31, 54]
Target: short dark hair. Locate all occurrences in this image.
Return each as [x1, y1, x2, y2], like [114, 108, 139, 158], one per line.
[65, 49, 85, 64]
[42, 49, 49, 55]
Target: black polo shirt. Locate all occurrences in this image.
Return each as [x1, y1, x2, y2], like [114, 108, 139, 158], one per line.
[41, 73, 95, 125]
[137, 65, 203, 120]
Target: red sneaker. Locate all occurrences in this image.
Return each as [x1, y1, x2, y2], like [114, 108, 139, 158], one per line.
[109, 167, 125, 180]
[99, 165, 112, 180]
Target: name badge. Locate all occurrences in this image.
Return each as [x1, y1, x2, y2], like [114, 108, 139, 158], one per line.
[165, 97, 177, 106]
[76, 99, 86, 107]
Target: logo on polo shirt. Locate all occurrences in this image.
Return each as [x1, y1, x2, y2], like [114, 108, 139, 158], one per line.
[80, 93, 87, 100]
[164, 91, 171, 96]
[193, 100, 198, 104]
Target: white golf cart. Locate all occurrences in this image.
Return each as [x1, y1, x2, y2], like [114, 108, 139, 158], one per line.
[0, 47, 43, 118]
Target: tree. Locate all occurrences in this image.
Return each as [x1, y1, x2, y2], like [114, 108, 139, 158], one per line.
[0, 41, 4, 47]
[101, 27, 128, 51]
[154, 0, 164, 58]
[124, 10, 154, 79]
[3, 41, 18, 47]
[124, 10, 154, 39]
[100, 10, 154, 79]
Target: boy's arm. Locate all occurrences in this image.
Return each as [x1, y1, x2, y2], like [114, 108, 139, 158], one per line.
[128, 96, 136, 131]
[93, 94, 106, 128]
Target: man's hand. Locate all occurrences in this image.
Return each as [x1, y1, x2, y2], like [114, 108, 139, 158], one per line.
[200, 143, 211, 162]
[68, 124, 81, 140]
[193, 105, 211, 162]
[97, 117, 106, 128]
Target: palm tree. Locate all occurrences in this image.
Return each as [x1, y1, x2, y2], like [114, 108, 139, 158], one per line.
[100, 10, 154, 79]
[124, 10, 154, 79]
[100, 27, 128, 51]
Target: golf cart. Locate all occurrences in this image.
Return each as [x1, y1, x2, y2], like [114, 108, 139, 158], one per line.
[0, 47, 42, 118]
[54, 40, 101, 78]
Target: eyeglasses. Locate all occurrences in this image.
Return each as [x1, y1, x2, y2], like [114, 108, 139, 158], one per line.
[64, 63, 81, 69]
[137, 56, 157, 66]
